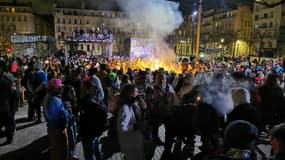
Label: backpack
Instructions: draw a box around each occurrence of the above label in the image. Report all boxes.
[79,96,107,139]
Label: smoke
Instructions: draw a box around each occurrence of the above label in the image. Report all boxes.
[115,0,183,60]
[192,72,252,116]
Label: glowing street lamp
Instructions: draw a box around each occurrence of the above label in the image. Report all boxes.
[194,0,202,74]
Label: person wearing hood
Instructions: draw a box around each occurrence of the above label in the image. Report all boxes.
[43,78,71,160]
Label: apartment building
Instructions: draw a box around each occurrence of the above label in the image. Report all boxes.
[253,0,285,57]
[0,2,54,56]
[200,5,253,57]
[53,7,138,56]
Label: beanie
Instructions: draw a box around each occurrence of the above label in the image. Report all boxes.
[223,120,258,149]
[47,78,62,89]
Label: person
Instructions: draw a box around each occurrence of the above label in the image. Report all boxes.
[0,65,18,144]
[96,63,110,106]
[269,123,285,160]
[88,67,104,101]
[43,78,70,160]
[30,62,48,123]
[228,88,262,131]
[192,120,259,160]
[148,71,175,145]
[258,73,285,129]
[116,84,145,160]
[78,80,107,160]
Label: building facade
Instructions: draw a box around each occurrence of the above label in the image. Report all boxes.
[0,2,54,56]
[277,3,285,57]
[200,5,253,57]
[53,7,139,57]
[171,5,254,59]
[253,0,285,57]
[172,15,195,58]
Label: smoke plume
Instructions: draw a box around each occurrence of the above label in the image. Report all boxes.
[192,72,252,116]
[115,0,183,60]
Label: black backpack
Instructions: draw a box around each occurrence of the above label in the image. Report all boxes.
[79,97,107,139]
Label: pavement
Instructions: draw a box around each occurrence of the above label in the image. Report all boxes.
[0,105,273,160]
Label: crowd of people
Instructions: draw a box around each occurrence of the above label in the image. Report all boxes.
[0,53,285,160]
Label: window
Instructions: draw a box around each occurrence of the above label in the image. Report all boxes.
[269,22,273,28]
[57,18,60,23]
[69,19,71,24]
[74,19,77,24]
[18,16,21,21]
[62,19,65,23]
[81,44,83,50]
[24,16,27,21]
[268,41,272,48]
[87,44,90,51]
[0,16,3,21]
[7,16,9,21]
[12,16,15,21]
[262,22,267,28]
[57,26,61,32]
[264,13,268,18]
[269,12,274,18]
[254,15,259,20]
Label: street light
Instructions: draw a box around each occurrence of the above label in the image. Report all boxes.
[194,0,202,74]
[221,38,224,58]
[191,11,198,56]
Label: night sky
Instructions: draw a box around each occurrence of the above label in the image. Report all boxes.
[1,0,253,15]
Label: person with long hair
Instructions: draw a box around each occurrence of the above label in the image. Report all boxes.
[116,84,145,160]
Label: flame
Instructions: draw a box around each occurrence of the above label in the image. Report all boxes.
[108,57,182,73]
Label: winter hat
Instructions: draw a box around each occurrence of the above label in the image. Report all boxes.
[47,78,62,89]
[223,120,258,149]
[269,123,285,145]
[231,88,250,108]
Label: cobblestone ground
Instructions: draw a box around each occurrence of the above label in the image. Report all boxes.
[0,106,272,160]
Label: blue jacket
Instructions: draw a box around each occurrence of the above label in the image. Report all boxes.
[43,94,70,129]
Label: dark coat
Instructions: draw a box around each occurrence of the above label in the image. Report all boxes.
[227,103,262,131]
[258,85,285,126]
[78,95,107,140]
[0,77,13,114]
